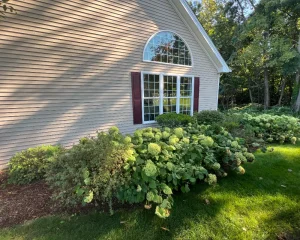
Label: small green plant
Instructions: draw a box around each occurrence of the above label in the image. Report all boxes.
[195,110,225,125]
[8,145,64,185]
[155,113,194,128]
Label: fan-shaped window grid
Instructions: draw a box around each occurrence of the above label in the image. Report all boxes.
[142,73,193,123]
[144,32,192,66]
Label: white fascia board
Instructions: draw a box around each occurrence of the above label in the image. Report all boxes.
[172,0,232,73]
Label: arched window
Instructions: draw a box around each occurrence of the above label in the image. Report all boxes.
[143,31,192,66]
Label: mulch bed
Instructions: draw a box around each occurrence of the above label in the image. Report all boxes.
[0,170,137,229]
[0,170,61,228]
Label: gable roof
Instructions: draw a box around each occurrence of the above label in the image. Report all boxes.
[169,0,231,73]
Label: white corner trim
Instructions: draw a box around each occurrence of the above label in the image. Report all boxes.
[216,73,221,109]
[173,0,231,73]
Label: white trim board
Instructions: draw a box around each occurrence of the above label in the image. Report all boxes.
[169,0,231,73]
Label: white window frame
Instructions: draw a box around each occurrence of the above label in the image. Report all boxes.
[141,71,194,124]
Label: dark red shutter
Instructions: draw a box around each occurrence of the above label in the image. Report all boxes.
[131,72,143,124]
[194,77,200,113]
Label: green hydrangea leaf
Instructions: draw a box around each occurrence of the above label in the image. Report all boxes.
[190,177,196,183]
[149,181,156,189]
[161,183,172,195]
[153,194,163,204]
[83,191,94,203]
[155,206,170,219]
[185,184,190,192]
[84,178,91,185]
[83,169,89,179]
[75,187,85,197]
[146,191,155,201]
[166,162,174,171]
[161,199,171,209]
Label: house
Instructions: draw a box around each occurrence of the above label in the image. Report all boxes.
[0,0,230,169]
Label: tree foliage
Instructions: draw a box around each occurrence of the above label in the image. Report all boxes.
[189,0,300,111]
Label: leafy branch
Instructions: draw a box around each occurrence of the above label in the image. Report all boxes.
[0,0,17,17]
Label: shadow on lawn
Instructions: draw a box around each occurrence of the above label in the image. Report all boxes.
[2,184,226,240]
[6,176,296,240]
[266,206,300,240]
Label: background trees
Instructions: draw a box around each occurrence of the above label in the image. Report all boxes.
[189,0,300,111]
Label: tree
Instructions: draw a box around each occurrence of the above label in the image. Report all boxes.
[259,0,300,111]
[190,0,300,110]
[294,35,300,112]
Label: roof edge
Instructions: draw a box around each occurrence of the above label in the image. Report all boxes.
[176,0,231,73]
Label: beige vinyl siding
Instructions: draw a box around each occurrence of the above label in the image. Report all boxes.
[0,0,219,169]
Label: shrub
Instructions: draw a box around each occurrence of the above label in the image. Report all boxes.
[226,104,300,118]
[195,110,225,125]
[222,113,243,132]
[241,113,300,144]
[8,145,64,185]
[117,125,254,218]
[184,123,254,172]
[45,125,255,219]
[226,103,264,114]
[46,127,134,212]
[155,113,194,128]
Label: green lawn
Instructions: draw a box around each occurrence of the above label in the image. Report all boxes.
[1,144,299,240]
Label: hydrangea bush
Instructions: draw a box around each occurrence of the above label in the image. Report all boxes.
[241,114,300,144]
[9,111,299,219]
[7,123,254,219]
[117,126,254,218]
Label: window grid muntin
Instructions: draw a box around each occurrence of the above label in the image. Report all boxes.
[163,75,178,114]
[144,31,192,66]
[143,73,160,122]
[179,76,193,115]
[163,98,177,114]
[179,98,192,115]
[163,75,177,98]
[142,73,194,123]
[180,77,192,97]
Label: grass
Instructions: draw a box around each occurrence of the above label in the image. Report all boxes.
[0,144,299,240]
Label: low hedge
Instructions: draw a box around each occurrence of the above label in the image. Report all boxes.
[195,110,225,125]
[155,113,194,128]
[8,145,64,185]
